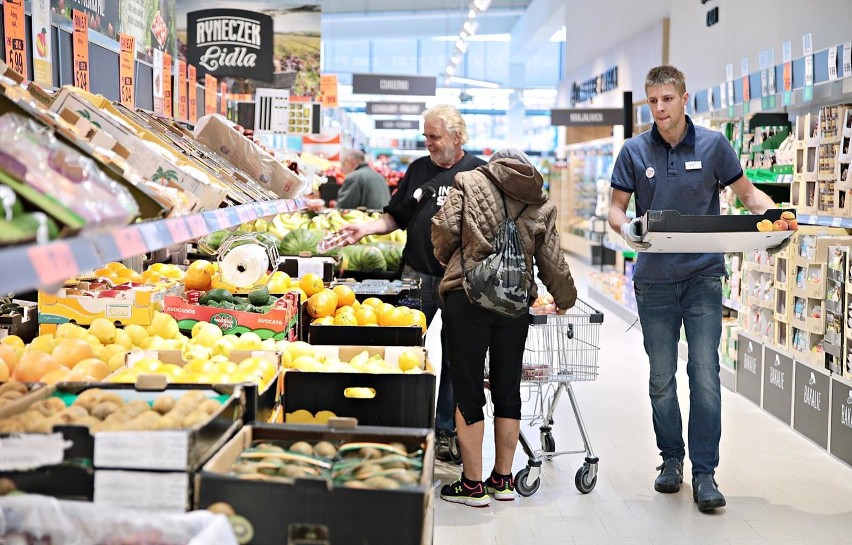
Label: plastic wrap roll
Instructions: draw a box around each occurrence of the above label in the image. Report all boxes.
[220,244,269,288]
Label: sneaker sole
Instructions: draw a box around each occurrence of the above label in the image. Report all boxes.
[694,495,726,512]
[486,487,515,501]
[440,494,491,507]
[654,481,682,493]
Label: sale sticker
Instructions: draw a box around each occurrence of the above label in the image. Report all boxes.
[3,0,27,80]
[178,60,188,121]
[72,10,90,91]
[119,34,136,107]
[163,52,173,118]
[28,242,78,285]
[188,64,197,122]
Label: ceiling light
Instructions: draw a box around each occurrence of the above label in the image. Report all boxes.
[473,0,492,11]
[463,21,478,36]
[549,26,566,42]
[445,65,456,76]
[448,76,499,89]
[455,40,469,53]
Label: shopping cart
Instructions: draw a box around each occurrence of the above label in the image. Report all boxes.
[484,298,604,496]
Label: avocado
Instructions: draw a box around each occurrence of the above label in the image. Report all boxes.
[248,286,270,306]
[201,288,235,305]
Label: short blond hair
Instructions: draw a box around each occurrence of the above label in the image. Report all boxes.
[645,65,687,96]
[423,104,469,145]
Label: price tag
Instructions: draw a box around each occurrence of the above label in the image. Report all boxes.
[3,0,27,79]
[178,60,188,121]
[204,74,217,115]
[27,242,78,285]
[319,74,339,108]
[220,81,228,116]
[804,54,814,87]
[31,0,52,86]
[783,41,792,63]
[95,431,190,471]
[760,70,768,98]
[166,218,191,242]
[138,222,165,249]
[803,32,813,56]
[163,52,173,118]
[741,57,749,78]
[236,206,253,223]
[726,63,734,82]
[828,46,839,81]
[0,433,69,471]
[742,77,750,102]
[188,64,197,123]
[844,43,852,78]
[119,34,135,107]
[72,10,90,91]
[783,62,793,92]
[768,66,776,95]
[94,471,189,512]
[186,215,208,238]
[112,227,148,259]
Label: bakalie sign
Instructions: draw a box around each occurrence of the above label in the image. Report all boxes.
[187,9,273,81]
[571,66,618,106]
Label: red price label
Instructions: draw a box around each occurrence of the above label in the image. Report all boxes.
[186,215,208,238]
[112,227,148,258]
[166,219,191,242]
[27,242,78,285]
[214,209,230,228]
[3,0,27,80]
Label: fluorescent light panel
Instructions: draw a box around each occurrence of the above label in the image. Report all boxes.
[448,76,500,89]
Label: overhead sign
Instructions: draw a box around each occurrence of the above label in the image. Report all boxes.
[551,108,625,126]
[375,120,419,130]
[570,66,618,105]
[187,9,274,82]
[366,102,426,115]
[353,74,436,96]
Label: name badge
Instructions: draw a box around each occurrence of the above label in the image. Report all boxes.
[685,161,702,170]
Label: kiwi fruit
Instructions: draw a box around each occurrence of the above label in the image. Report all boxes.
[313,441,337,458]
[152,395,176,415]
[0,382,27,394]
[90,401,120,420]
[289,441,313,456]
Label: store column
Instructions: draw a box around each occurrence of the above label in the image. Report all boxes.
[505,63,526,150]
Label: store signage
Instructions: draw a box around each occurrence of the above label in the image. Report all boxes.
[375,120,419,130]
[72,10,90,91]
[32,0,52,86]
[352,74,436,96]
[736,335,762,405]
[319,74,339,108]
[188,64,197,122]
[187,9,274,81]
[163,52,172,118]
[829,379,852,466]
[550,108,624,126]
[366,102,426,115]
[3,0,26,79]
[569,66,618,106]
[762,348,793,425]
[793,361,829,449]
[52,0,119,41]
[119,34,135,108]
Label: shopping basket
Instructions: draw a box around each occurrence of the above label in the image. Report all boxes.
[484,297,604,496]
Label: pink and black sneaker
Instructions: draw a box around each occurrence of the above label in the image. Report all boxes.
[440,476,491,507]
[485,472,516,501]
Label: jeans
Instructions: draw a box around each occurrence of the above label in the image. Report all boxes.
[634,276,722,476]
[402,267,455,432]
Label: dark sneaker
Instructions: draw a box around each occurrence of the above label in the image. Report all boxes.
[485,473,515,501]
[440,477,491,507]
[654,458,684,493]
[435,431,451,462]
[692,474,726,512]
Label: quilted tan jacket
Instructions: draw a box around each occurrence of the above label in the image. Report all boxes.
[431,159,577,310]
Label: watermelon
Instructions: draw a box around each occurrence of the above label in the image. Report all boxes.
[379,244,403,272]
[346,245,387,271]
[278,228,324,256]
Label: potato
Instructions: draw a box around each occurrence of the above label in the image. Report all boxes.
[124,399,150,417]
[198,398,222,415]
[0,390,24,401]
[91,401,121,421]
[182,410,210,428]
[362,476,400,489]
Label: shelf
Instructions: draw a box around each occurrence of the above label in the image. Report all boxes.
[722,297,742,311]
[796,215,852,228]
[0,198,305,295]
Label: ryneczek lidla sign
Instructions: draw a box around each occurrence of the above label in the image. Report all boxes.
[187,9,274,81]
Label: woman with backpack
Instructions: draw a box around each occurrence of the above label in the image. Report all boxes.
[432,148,578,507]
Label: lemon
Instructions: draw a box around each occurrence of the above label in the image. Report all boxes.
[114,329,133,350]
[234,332,262,351]
[55,323,85,339]
[397,350,422,372]
[124,324,149,347]
[192,322,223,348]
[88,318,117,345]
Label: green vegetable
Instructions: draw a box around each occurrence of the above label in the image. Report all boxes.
[200,288,235,305]
[248,286,270,306]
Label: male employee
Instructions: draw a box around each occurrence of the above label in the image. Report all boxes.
[335,150,391,210]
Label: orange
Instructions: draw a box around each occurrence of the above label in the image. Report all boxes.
[139,270,163,284]
[375,303,395,318]
[354,306,378,326]
[0,344,21,374]
[333,313,358,326]
[307,289,339,319]
[40,367,71,384]
[379,306,414,327]
[0,359,8,381]
[362,297,383,308]
[52,338,95,368]
[312,316,334,325]
[411,309,427,334]
[332,285,356,308]
[299,273,325,297]
[188,259,215,275]
[13,351,62,382]
[185,267,214,291]
[335,305,356,317]
[74,358,111,381]
[93,268,119,281]
[105,262,125,272]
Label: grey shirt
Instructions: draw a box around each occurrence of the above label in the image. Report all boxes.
[611,116,743,283]
[335,164,391,210]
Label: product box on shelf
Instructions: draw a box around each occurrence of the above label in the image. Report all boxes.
[37,284,169,329]
[278,256,336,283]
[165,292,298,341]
[0,299,37,342]
[195,423,435,545]
[284,345,435,428]
[330,278,422,308]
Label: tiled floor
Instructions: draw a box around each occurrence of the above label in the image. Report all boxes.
[432,255,852,544]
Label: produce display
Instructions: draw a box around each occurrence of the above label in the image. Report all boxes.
[305,286,427,333]
[756,210,798,232]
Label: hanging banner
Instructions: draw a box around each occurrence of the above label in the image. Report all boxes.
[153,48,164,114]
[302,129,341,162]
[186,9,274,81]
[204,74,217,115]
[51,0,119,41]
[178,60,188,121]
[3,0,27,79]
[118,0,176,55]
[72,10,90,91]
[220,81,227,115]
[319,74,338,108]
[163,52,173,118]
[119,34,136,107]
[31,0,52,86]
[188,64,197,122]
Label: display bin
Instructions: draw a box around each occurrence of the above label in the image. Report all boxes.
[278,256,337,283]
[195,423,435,545]
[792,262,827,299]
[329,278,422,308]
[791,298,825,334]
[0,462,94,501]
[38,285,169,328]
[284,346,435,428]
[164,293,299,341]
[299,302,424,346]
[0,300,37,342]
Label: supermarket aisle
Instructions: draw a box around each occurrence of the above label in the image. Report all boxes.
[432,254,852,545]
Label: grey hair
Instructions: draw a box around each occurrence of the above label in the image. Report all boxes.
[489,148,532,165]
[423,104,469,145]
[342,149,365,164]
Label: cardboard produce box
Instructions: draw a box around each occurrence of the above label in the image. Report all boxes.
[38,284,168,328]
[279,256,336,283]
[196,423,434,545]
[164,294,298,341]
[284,346,435,428]
[299,302,423,345]
[0,299,37,342]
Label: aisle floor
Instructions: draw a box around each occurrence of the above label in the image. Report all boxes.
[432,255,852,545]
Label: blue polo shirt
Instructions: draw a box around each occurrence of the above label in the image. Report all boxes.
[611,115,743,283]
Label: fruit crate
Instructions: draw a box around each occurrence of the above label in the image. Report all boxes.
[164,292,299,341]
[329,278,422,308]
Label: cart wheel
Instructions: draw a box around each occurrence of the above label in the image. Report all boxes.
[448,435,463,465]
[574,464,597,494]
[514,467,540,497]
[540,432,556,458]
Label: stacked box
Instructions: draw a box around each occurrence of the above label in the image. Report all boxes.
[740,250,775,344]
[773,251,795,350]
[792,113,819,214]
[824,246,847,374]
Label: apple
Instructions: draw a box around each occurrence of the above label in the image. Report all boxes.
[781,211,796,221]
[788,219,799,230]
[772,220,789,231]
[756,219,773,232]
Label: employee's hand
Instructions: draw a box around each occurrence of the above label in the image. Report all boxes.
[620,218,650,251]
[336,223,368,246]
[767,235,792,256]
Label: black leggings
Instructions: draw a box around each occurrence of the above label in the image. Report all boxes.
[443,290,530,424]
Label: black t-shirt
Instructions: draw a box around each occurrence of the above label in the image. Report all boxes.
[384,152,485,276]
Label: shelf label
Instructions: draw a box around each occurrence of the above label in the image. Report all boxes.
[138,222,166,248]
[214,208,230,228]
[768,65,776,95]
[119,34,135,107]
[760,70,768,98]
[72,10,90,91]
[188,64,197,123]
[726,63,734,82]
[3,0,27,79]
[166,218,191,242]
[95,431,189,471]
[163,52,173,118]
[186,215,208,238]
[204,74,217,116]
[0,433,69,471]
[804,54,814,102]
[236,206,253,223]
[94,471,188,512]
[113,227,148,258]
[740,57,749,77]
[783,41,792,63]
[28,242,78,284]
[828,46,839,81]
[844,43,852,78]
[803,32,813,56]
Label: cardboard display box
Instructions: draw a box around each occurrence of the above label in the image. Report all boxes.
[0,299,37,342]
[38,285,168,328]
[279,256,336,283]
[284,346,435,428]
[164,294,298,341]
[636,209,796,253]
[299,302,423,346]
[196,423,434,545]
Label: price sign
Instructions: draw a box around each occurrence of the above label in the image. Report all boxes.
[178,60,188,121]
[31,0,51,86]
[3,0,27,79]
[844,43,852,78]
[236,206,253,223]
[783,62,793,92]
[188,64,197,123]
[760,70,768,98]
[72,10,90,91]
[742,76,750,102]
[204,74,217,115]
[112,227,148,259]
[805,54,814,87]
[166,219,191,242]
[119,34,136,107]
[186,215,208,238]
[163,53,172,118]
[220,81,228,116]
[319,74,339,108]
[828,46,838,81]
[214,209,230,229]
[138,222,165,249]
[783,41,792,63]
[803,32,813,56]
[27,242,78,285]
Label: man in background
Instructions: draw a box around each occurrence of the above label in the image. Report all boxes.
[334,149,391,210]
